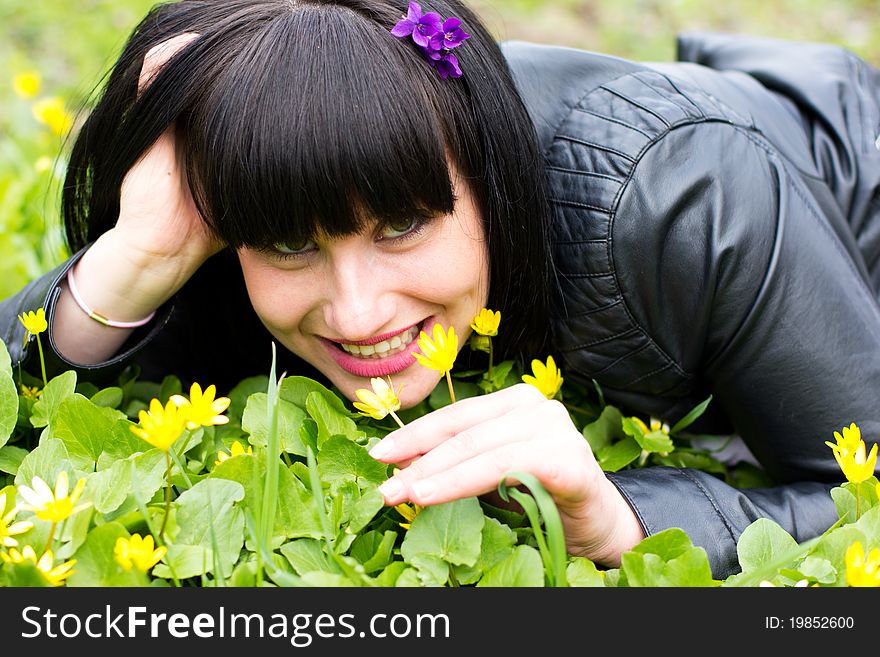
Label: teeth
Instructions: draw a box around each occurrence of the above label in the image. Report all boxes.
[340,325,420,359]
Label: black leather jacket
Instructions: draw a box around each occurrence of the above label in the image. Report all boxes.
[4,33,880,579]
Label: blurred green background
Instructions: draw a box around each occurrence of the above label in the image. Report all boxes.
[2,0,879,301]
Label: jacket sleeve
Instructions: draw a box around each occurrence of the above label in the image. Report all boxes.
[605,119,880,579]
[0,245,175,387]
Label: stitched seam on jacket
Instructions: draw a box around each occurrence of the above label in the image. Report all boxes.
[571,106,653,138]
[561,326,639,352]
[548,197,613,213]
[546,165,624,183]
[589,340,653,378]
[558,271,613,279]
[680,469,737,545]
[598,84,673,128]
[554,134,636,161]
[563,297,623,318]
[639,71,707,119]
[623,361,672,387]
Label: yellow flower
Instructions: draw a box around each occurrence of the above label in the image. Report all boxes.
[522,355,564,399]
[130,398,188,451]
[395,503,422,530]
[470,308,501,337]
[1,492,33,548]
[170,382,231,430]
[215,440,254,466]
[12,71,40,98]
[114,534,166,573]
[17,308,47,335]
[32,97,74,136]
[825,423,862,457]
[829,438,878,484]
[631,417,671,436]
[17,471,88,524]
[845,541,880,587]
[412,323,458,373]
[0,546,75,586]
[353,377,402,420]
[19,385,42,401]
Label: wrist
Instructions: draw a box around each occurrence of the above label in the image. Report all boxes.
[583,477,646,568]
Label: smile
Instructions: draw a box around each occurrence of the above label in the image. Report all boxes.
[322,318,435,378]
[338,325,421,359]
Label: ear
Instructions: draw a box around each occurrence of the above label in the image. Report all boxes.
[138,32,200,95]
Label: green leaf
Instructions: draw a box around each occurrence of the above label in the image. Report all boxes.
[317,435,389,488]
[280,538,338,575]
[30,370,76,428]
[792,556,837,584]
[566,557,606,587]
[67,522,146,587]
[621,545,716,587]
[87,457,131,514]
[452,516,517,585]
[735,518,799,574]
[152,478,245,579]
[211,454,323,541]
[90,386,123,409]
[48,394,137,471]
[307,391,362,447]
[14,437,77,489]
[348,487,386,534]
[581,404,624,453]
[477,545,544,586]
[350,530,397,574]
[0,445,28,475]
[670,395,713,434]
[0,561,52,587]
[227,375,269,423]
[242,392,308,456]
[596,436,641,472]
[0,339,18,448]
[280,376,352,416]
[401,498,484,581]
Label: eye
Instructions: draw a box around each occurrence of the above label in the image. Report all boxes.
[270,237,317,258]
[379,216,421,240]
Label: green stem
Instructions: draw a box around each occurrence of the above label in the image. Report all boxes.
[856,486,861,521]
[389,411,406,429]
[35,334,47,388]
[160,450,172,538]
[445,370,456,404]
[42,521,57,558]
[487,340,494,381]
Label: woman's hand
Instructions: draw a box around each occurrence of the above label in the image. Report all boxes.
[369,383,646,567]
[53,33,223,365]
[109,32,224,293]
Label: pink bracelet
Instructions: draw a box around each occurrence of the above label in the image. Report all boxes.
[65,266,156,328]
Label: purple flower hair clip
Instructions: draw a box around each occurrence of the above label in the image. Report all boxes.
[390,2,471,79]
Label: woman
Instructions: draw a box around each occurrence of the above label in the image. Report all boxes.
[3,0,880,579]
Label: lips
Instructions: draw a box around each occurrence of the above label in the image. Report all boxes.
[322,318,436,378]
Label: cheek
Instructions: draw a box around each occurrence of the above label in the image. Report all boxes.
[238,257,312,333]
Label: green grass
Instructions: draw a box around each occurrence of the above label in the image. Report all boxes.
[2,0,877,301]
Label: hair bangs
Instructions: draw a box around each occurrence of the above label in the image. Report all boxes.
[186,3,460,249]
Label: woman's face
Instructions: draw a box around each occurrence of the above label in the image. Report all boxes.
[236,176,489,408]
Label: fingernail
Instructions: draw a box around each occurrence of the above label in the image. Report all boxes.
[369,438,394,460]
[378,477,403,501]
[411,480,436,501]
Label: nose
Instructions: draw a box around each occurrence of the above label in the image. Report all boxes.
[322,245,396,341]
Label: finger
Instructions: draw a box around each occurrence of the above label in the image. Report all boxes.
[368,383,546,462]
[378,438,593,508]
[392,403,545,484]
[138,32,200,95]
